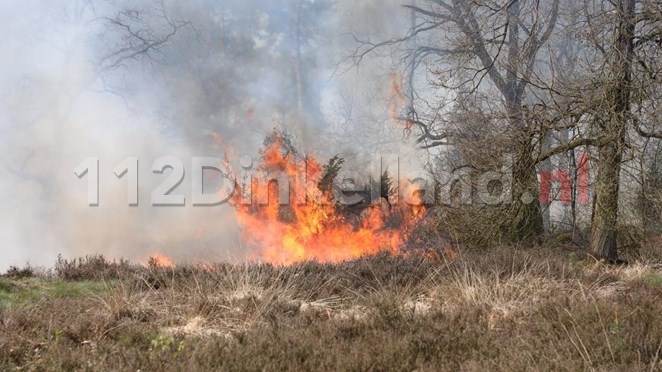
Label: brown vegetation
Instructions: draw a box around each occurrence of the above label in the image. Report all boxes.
[1,245,661,371]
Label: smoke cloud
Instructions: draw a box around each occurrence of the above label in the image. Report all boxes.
[0,0,419,271]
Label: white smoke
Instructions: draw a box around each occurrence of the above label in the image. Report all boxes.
[0,0,417,271]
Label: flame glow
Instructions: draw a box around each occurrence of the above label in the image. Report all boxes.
[231,135,422,265]
[146,254,176,268]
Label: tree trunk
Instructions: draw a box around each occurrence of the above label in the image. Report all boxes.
[500,0,544,242]
[589,0,635,260]
[508,130,544,241]
[590,141,623,260]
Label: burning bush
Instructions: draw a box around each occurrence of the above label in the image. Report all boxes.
[232,130,429,265]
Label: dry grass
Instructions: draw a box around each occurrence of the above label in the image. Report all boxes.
[1,247,661,371]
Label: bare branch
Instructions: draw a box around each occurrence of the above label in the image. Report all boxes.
[453,0,507,93]
[636,122,662,139]
[536,138,597,162]
[99,5,190,72]
[402,5,451,21]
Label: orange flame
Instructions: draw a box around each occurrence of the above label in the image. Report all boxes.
[388,71,406,124]
[145,254,175,268]
[232,134,421,265]
[388,70,419,135]
[213,132,237,161]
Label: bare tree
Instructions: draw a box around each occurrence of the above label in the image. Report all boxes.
[352,0,662,260]
[555,0,662,261]
[352,0,566,241]
[587,0,636,260]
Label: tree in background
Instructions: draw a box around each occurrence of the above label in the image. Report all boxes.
[98,0,333,150]
[262,0,333,127]
[567,0,662,260]
[353,0,567,242]
[351,0,662,261]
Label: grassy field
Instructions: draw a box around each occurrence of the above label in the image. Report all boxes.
[1,247,661,371]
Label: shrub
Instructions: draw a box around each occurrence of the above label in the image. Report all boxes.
[55,254,133,281]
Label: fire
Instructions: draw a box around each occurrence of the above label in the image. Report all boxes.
[213,132,237,161]
[388,70,406,124]
[146,254,175,268]
[388,70,419,136]
[232,134,421,265]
